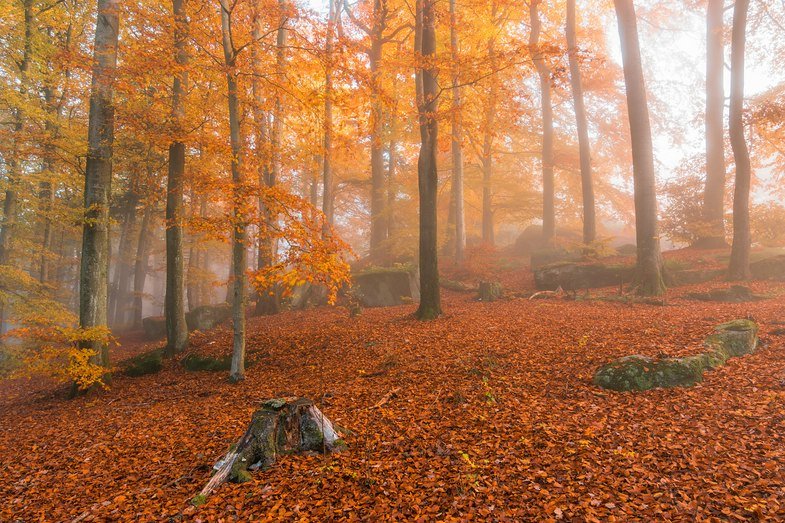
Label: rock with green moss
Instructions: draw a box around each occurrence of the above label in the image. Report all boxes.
[750,255,785,281]
[123,348,164,377]
[186,303,232,331]
[593,320,759,392]
[353,266,420,307]
[181,353,233,372]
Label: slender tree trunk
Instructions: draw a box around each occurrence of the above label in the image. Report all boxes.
[386,137,397,243]
[132,205,153,330]
[529,0,555,243]
[566,0,596,244]
[695,0,727,249]
[415,0,441,321]
[449,0,465,262]
[165,0,190,355]
[110,194,137,327]
[369,1,387,262]
[481,15,497,247]
[728,0,751,280]
[322,0,338,227]
[220,0,247,382]
[613,0,665,296]
[254,0,287,316]
[79,0,120,370]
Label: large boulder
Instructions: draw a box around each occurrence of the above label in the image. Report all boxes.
[353,267,420,307]
[750,255,785,281]
[142,316,167,340]
[593,320,758,392]
[186,303,232,331]
[686,285,765,303]
[670,268,724,286]
[533,262,634,291]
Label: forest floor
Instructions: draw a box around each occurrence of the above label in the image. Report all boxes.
[2,254,785,521]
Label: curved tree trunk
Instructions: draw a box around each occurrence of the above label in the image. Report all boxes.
[566,0,596,244]
[529,0,555,243]
[613,0,665,296]
[80,0,120,370]
[697,0,727,249]
[728,0,751,280]
[165,0,190,355]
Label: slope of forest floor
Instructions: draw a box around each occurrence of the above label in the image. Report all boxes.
[2,274,785,521]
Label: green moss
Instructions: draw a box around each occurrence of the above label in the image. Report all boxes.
[716,319,757,332]
[191,494,206,507]
[182,353,233,372]
[122,348,164,377]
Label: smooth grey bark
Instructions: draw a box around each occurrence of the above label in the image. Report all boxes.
[132,204,153,329]
[728,0,751,280]
[415,0,441,320]
[165,0,190,355]
[79,0,120,369]
[109,193,138,327]
[220,0,247,382]
[613,0,665,296]
[697,0,727,249]
[322,0,339,227]
[566,0,596,244]
[449,0,465,261]
[529,0,555,243]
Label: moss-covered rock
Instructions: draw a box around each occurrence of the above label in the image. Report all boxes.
[142,316,166,340]
[182,353,233,372]
[593,320,758,392]
[186,303,232,331]
[123,348,164,377]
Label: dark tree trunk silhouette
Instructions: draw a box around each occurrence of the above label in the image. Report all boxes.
[529,0,555,243]
[728,0,751,280]
[415,0,441,320]
[697,0,727,249]
[566,0,596,244]
[165,0,189,355]
[79,0,120,369]
[613,0,665,296]
[132,204,153,329]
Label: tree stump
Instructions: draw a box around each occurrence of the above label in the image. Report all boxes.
[195,398,344,503]
[478,281,502,302]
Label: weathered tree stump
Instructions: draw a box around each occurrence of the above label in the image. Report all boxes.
[195,398,344,503]
[478,281,502,302]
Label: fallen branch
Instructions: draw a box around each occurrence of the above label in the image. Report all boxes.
[370,387,401,409]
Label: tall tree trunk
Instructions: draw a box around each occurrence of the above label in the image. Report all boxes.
[415,0,441,321]
[165,0,190,355]
[368,0,387,262]
[728,0,751,280]
[613,0,665,296]
[481,5,498,247]
[110,194,138,327]
[449,0,465,262]
[220,0,247,382]
[529,0,555,243]
[133,206,153,329]
[566,0,596,244]
[79,0,120,370]
[387,137,397,243]
[322,0,338,228]
[696,0,727,249]
[254,0,287,316]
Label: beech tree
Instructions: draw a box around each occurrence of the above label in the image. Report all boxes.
[613,0,666,295]
[697,0,727,249]
[415,0,440,320]
[79,0,120,371]
[728,0,751,280]
[449,0,465,261]
[165,0,189,355]
[565,0,596,244]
